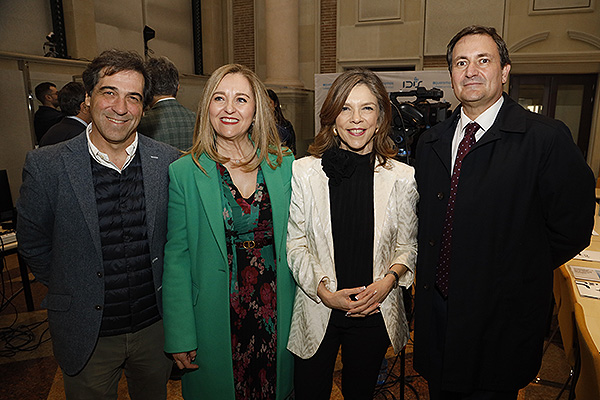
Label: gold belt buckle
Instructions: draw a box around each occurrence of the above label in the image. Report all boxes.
[243,240,256,249]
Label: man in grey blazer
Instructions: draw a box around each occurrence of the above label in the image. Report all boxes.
[17,49,179,399]
[137,56,196,150]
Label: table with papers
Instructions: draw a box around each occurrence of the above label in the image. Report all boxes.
[560,213,600,353]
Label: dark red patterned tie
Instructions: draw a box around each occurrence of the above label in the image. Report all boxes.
[435,122,480,298]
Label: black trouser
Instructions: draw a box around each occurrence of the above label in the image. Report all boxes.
[294,311,390,400]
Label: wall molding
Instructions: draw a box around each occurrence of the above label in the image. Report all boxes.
[509,31,550,53]
[529,0,595,15]
[338,57,421,70]
[510,51,600,64]
[568,30,600,49]
[356,0,403,24]
[0,51,88,67]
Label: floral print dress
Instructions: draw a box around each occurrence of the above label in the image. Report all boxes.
[217,163,278,399]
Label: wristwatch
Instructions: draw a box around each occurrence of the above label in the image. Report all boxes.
[385,270,399,289]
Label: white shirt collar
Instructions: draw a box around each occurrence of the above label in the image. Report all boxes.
[450,96,504,173]
[86,124,138,173]
[66,115,88,127]
[154,97,176,105]
[459,95,504,137]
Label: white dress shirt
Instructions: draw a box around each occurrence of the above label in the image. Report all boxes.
[85,124,138,173]
[451,96,504,173]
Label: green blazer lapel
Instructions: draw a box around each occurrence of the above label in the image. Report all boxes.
[261,156,287,259]
[195,154,228,266]
[62,134,102,259]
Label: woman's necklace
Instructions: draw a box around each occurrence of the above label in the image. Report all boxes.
[227,149,255,165]
[217,139,254,166]
[230,156,244,165]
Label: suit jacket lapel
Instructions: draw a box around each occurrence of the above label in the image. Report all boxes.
[373,164,396,256]
[473,94,525,149]
[62,134,102,258]
[431,111,459,177]
[308,160,335,264]
[195,154,228,265]
[138,136,162,245]
[433,96,517,164]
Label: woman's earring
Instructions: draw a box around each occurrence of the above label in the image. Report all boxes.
[333,127,338,136]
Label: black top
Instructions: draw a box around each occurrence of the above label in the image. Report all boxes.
[39,117,86,147]
[277,120,297,155]
[33,106,63,143]
[324,148,374,290]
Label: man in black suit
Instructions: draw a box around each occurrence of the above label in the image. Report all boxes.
[413,25,596,399]
[18,50,179,399]
[33,81,63,143]
[39,82,90,147]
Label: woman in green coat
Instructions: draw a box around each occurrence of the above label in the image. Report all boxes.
[162,63,295,399]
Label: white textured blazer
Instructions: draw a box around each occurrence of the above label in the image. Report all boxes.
[286,155,418,359]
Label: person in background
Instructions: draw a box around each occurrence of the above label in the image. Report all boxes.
[17,49,179,399]
[413,25,596,400]
[137,56,196,150]
[286,68,418,399]
[267,89,296,154]
[33,81,63,143]
[39,82,90,147]
[162,63,295,399]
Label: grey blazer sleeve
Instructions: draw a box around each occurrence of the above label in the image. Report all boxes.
[16,151,55,285]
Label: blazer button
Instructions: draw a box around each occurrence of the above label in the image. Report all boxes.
[95,305,102,310]
[429,240,435,247]
[424,284,430,290]
[437,192,444,200]
[97,272,103,278]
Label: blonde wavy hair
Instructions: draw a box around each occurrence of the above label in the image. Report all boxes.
[186,64,285,173]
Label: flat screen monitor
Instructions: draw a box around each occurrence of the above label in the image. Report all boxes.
[0,170,15,226]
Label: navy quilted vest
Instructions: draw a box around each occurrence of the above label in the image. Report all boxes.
[91,153,160,336]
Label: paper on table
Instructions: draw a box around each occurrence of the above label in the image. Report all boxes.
[573,250,600,262]
[569,265,600,282]
[575,280,600,299]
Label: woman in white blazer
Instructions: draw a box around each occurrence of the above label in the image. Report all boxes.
[286,69,418,399]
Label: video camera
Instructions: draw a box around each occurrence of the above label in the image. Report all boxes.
[389,87,452,164]
[43,32,58,58]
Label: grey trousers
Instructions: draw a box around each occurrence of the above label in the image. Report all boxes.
[63,320,173,400]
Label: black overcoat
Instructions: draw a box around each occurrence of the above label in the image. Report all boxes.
[413,94,596,392]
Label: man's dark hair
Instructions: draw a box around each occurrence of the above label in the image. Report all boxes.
[58,82,86,116]
[146,57,179,98]
[446,25,511,72]
[82,49,152,108]
[35,82,57,103]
